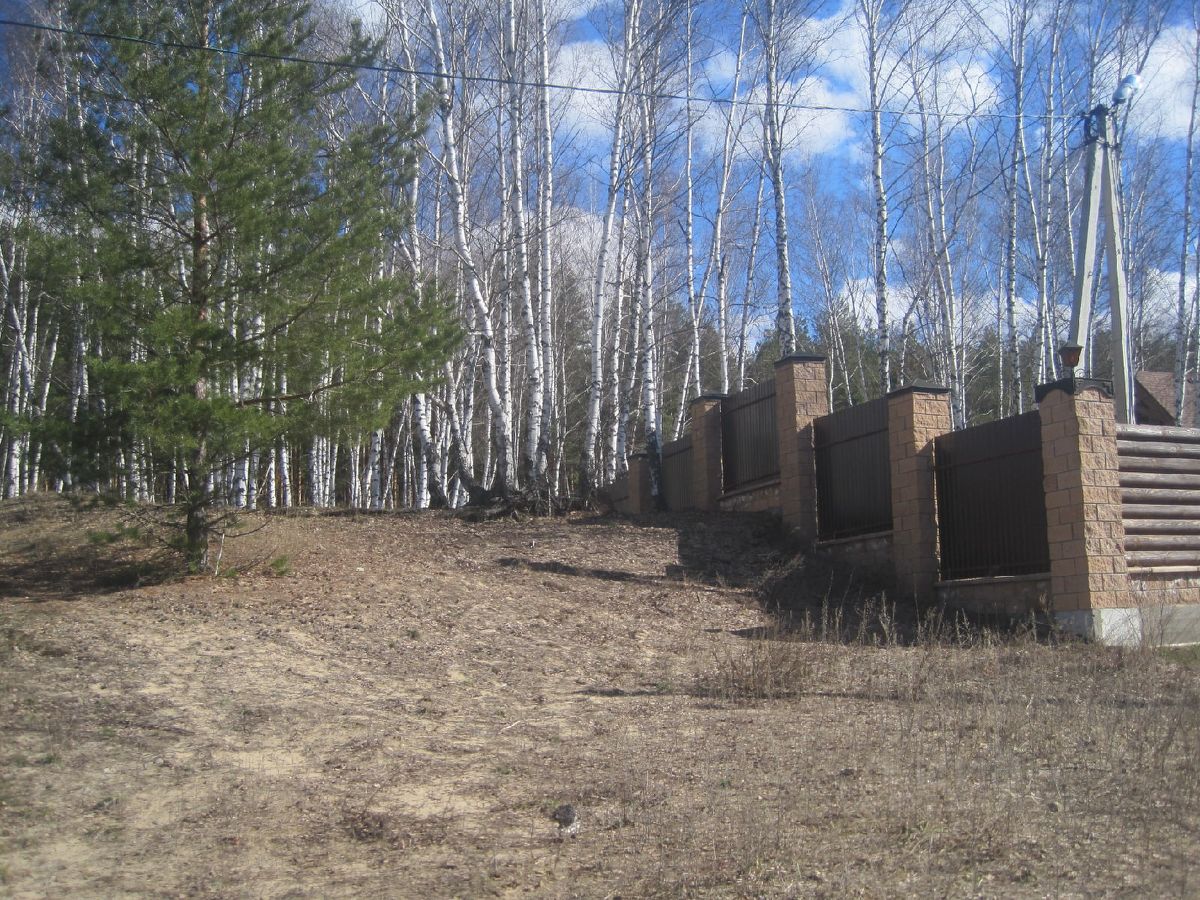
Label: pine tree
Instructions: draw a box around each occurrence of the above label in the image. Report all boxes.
[44,0,457,570]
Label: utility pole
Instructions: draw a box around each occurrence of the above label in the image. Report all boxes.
[1068,75,1140,424]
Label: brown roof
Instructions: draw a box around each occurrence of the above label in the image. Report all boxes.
[1135,371,1198,427]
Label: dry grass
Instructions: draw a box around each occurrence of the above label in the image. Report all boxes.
[1,493,1198,897]
[696,635,813,701]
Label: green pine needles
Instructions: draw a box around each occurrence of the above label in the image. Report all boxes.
[41,0,458,571]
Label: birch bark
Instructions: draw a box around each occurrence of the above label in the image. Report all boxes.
[580,0,640,501]
[423,0,514,496]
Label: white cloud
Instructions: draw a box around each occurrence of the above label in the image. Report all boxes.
[551,39,620,140]
[337,0,387,34]
[893,54,1000,121]
[776,79,860,159]
[819,12,871,102]
[1130,267,1179,335]
[701,47,746,92]
[554,0,599,22]
[1129,25,1196,142]
[965,0,1016,48]
[829,0,1003,120]
[691,77,860,162]
[553,205,605,273]
[554,1,1003,166]
[691,90,755,156]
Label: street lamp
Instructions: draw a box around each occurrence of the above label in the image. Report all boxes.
[1112,73,1142,107]
[1059,343,1082,377]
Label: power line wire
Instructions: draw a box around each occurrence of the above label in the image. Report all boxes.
[0,15,1079,123]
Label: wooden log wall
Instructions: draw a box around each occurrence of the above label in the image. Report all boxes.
[1117,424,1200,572]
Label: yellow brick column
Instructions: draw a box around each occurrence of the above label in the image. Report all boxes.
[888,384,952,605]
[774,354,828,542]
[689,394,725,511]
[1038,381,1133,641]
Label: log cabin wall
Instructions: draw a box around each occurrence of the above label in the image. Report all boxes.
[1117,424,1200,573]
[1118,425,1200,624]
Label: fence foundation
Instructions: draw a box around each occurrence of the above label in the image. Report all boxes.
[1037,379,1133,641]
[689,394,724,511]
[888,384,951,605]
[774,355,828,542]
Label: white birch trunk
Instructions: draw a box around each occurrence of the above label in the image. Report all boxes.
[580,0,639,499]
[737,171,767,391]
[423,0,514,496]
[503,0,544,488]
[860,0,892,391]
[706,13,748,395]
[1178,16,1200,423]
[762,0,795,355]
[605,193,632,484]
[534,0,556,487]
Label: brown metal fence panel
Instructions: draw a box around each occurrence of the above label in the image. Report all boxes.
[935,410,1049,579]
[609,473,630,508]
[814,397,891,539]
[721,380,778,490]
[661,435,694,512]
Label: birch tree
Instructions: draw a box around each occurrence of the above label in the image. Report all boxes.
[579,0,641,502]
[856,0,909,393]
[1177,8,1200,423]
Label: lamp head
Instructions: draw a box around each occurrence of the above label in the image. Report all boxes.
[1112,73,1142,106]
[1059,342,1082,372]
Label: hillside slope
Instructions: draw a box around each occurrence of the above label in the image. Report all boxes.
[1,497,1198,897]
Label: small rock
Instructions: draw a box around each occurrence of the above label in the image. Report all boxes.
[551,803,580,837]
[1048,800,1060,812]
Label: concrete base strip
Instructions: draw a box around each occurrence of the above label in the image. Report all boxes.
[1055,605,1200,647]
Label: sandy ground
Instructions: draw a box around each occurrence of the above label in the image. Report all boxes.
[1,495,1198,898]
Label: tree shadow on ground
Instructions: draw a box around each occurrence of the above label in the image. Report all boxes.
[570,509,790,590]
[0,495,177,602]
[498,557,645,584]
[0,548,176,602]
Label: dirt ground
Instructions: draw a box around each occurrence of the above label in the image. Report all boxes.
[2,495,1199,898]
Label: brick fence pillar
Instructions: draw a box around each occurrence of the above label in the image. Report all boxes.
[1037,380,1134,642]
[689,394,725,511]
[888,384,952,605]
[774,354,829,542]
[625,452,653,515]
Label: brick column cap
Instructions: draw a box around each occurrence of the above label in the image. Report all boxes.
[774,353,827,368]
[1033,376,1114,405]
[689,392,727,405]
[629,451,648,460]
[887,382,951,398]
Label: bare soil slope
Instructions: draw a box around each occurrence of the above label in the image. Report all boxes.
[1,495,1198,898]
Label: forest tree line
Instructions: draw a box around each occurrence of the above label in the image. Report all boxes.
[0,0,1196,534]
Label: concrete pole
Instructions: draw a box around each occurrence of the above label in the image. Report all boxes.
[1101,127,1134,424]
[1068,107,1106,361]
[1068,105,1133,424]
